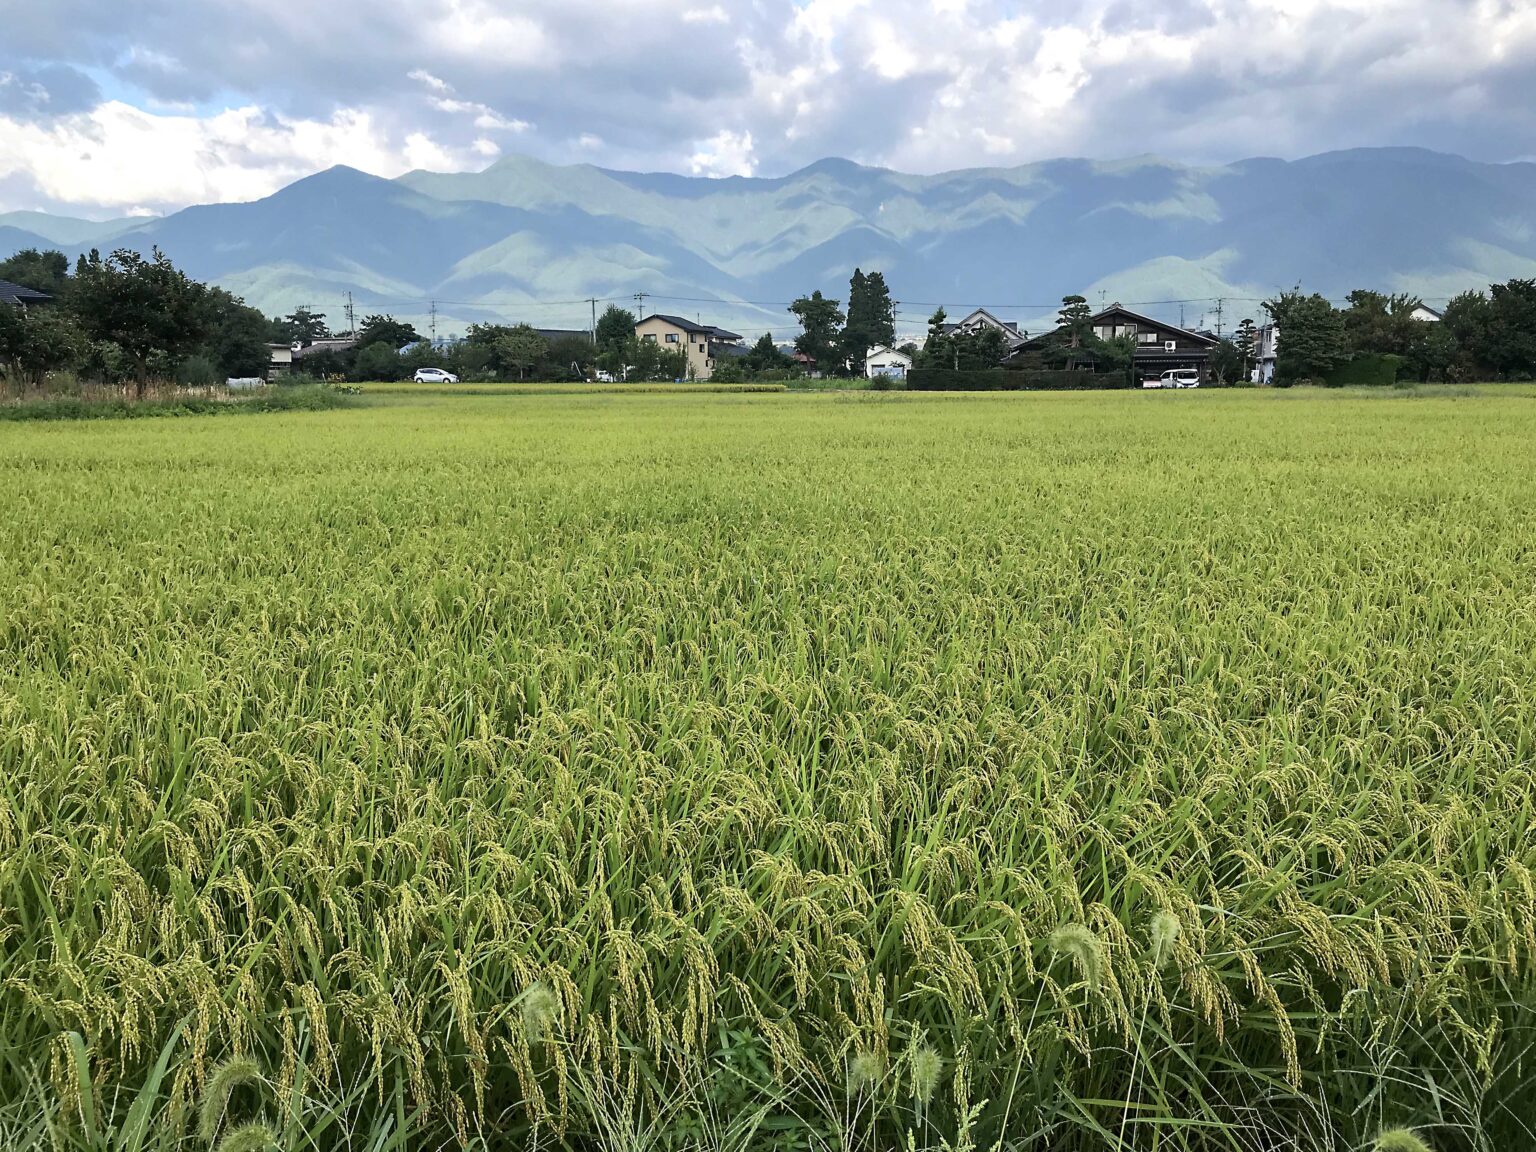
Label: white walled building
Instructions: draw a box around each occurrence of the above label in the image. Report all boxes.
[865,345,913,380]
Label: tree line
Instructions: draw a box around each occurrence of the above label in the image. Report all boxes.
[8,242,1536,392]
[0,247,278,398]
[1258,282,1536,385]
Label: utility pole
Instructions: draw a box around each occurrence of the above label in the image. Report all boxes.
[589,297,598,345]
[430,300,438,343]
[1179,303,1186,330]
[633,292,648,320]
[1214,298,1225,338]
[344,291,356,337]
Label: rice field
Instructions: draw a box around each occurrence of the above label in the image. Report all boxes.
[0,388,1533,1152]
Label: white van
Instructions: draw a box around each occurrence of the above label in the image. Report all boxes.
[1143,369,1201,389]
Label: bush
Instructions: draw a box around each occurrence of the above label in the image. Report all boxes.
[0,385,358,421]
[175,354,220,388]
[908,368,1127,391]
[1326,354,1405,387]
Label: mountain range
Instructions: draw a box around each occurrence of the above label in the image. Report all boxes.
[4,147,1535,338]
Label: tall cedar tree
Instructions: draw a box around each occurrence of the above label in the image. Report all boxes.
[841,269,896,375]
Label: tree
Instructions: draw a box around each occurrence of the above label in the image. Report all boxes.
[708,356,749,383]
[788,291,845,375]
[840,269,897,376]
[200,288,272,379]
[1404,321,1458,383]
[624,335,689,381]
[1053,295,1095,369]
[352,342,405,382]
[543,335,593,381]
[1342,290,1422,358]
[0,304,83,390]
[276,307,330,347]
[1482,279,1536,378]
[357,314,421,350]
[1096,333,1139,385]
[497,324,549,380]
[1262,289,1346,385]
[1234,318,1257,381]
[71,248,209,398]
[743,332,788,375]
[1208,338,1246,386]
[595,305,636,365]
[0,249,70,297]
[1057,295,1094,345]
[1441,290,1490,377]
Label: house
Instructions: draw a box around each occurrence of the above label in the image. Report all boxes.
[267,343,294,379]
[1007,303,1219,381]
[942,308,1029,352]
[1411,304,1443,323]
[633,314,744,380]
[865,345,913,380]
[1089,305,1219,380]
[1251,323,1279,385]
[533,328,594,345]
[0,280,50,308]
[293,337,360,361]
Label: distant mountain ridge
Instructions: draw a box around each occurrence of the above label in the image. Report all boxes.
[5,147,1535,337]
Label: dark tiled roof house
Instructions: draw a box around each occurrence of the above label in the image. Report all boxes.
[0,280,51,308]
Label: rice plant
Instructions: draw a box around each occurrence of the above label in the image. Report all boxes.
[0,388,1533,1151]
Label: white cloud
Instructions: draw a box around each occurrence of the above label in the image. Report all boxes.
[688,129,755,178]
[3,0,1536,214]
[0,101,485,212]
[408,69,452,93]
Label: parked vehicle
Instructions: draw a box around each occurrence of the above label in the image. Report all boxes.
[414,368,459,384]
[1143,369,1201,389]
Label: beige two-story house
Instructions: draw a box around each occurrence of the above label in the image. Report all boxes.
[634,314,744,380]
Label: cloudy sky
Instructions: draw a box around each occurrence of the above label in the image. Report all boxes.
[2,0,1533,218]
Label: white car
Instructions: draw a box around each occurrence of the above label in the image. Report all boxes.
[413,368,459,384]
[1142,368,1201,389]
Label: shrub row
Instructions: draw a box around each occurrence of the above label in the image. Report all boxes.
[907,368,1128,391]
[0,385,358,422]
[1325,354,1406,387]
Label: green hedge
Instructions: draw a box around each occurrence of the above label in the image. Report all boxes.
[0,386,358,422]
[908,368,1127,391]
[1326,354,1405,387]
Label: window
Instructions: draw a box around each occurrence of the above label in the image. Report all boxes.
[1139,332,1160,345]
[1093,326,1109,340]
[644,334,657,343]
[665,333,679,343]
